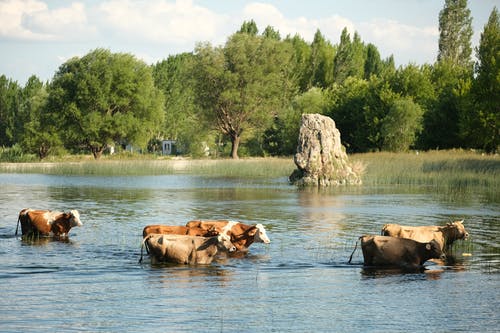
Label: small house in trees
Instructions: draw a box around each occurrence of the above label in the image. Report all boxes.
[161,140,176,155]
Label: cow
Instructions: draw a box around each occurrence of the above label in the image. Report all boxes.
[139,233,237,265]
[142,225,219,238]
[185,220,271,252]
[349,235,445,270]
[16,208,82,237]
[381,220,469,251]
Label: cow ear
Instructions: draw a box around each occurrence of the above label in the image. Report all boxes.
[426,243,431,250]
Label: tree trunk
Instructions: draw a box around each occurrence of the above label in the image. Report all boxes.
[91,145,104,159]
[230,135,240,159]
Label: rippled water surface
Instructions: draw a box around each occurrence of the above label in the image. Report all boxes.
[0,174,498,332]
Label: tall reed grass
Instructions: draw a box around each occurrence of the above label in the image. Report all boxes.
[0,151,498,193]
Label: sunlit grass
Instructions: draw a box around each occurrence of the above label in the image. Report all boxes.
[0,151,498,194]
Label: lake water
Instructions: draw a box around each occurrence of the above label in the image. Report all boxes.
[0,173,498,332]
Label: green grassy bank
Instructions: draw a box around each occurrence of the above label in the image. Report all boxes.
[0,150,498,191]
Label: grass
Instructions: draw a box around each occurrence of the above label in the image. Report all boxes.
[0,150,498,192]
[351,150,499,189]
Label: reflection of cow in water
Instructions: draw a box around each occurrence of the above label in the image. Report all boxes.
[381,220,469,251]
[350,235,445,270]
[16,208,83,237]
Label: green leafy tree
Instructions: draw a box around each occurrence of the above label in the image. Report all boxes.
[421,60,472,149]
[0,75,21,147]
[18,76,62,159]
[193,33,295,158]
[438,0,473,68]
[284,34,312,93]
[333,29,365,84]
[239,20,258,35]
[381,97,424,152]
[308,29,336,88]
[364,43,383,79]
[153,53,209,155]
[47,49,164,158]
[465,7,500,152]
[262,25,281,40]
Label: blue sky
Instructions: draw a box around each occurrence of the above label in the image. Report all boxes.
[1,0,497,85]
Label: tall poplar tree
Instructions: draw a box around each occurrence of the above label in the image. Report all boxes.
[437,0,473,67]
[466,7,500,152]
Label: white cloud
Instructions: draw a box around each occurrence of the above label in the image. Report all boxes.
[0,0,48,40]
[96,0,228,45]
[0,0,96,41]
[359,18,439,63]
[241,2,354,42]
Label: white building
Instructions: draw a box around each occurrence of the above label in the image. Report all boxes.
[161,140,176,155]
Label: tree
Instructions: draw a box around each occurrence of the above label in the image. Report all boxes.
[0,75,21,147]
[284,34,312,93]
[193,33,295,159]
[239,20,258,35]
[364,43,383,79]
[308,29,336,88]
[18,76,62,159]
[47,49,164,158]
[333,28,365,84]
[262,25,281,40]
[466,7,500,152]
[420,59,472,149]
[381,97,424,152]
[438,0,473,68]
[153,53,209,155]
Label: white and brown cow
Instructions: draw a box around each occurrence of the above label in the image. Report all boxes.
[16,208,83,237]
[142,225,219,238]
[185,220,270,252]
[139,234,237,265]
[352,235,445,270]
[381,220,469,251]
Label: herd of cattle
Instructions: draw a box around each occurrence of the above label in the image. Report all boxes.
[15,208,469,270]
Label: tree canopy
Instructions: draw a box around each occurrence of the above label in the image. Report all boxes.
[48,49,164,158]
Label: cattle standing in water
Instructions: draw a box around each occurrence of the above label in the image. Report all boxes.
[381,220,469,251]
[16,208,82,237]
[142,225,219,238]
[353,235,445,270]
[140,234,237,264]
[185,220,270,252]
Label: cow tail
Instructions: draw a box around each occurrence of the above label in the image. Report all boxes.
[15,215,20,236]
[348,238,360,264]
[139,235,152,263]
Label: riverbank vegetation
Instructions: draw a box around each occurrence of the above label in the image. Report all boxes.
[0,2,498,160]
[0,151,497,193]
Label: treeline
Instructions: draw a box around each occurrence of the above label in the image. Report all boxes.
[0,1,498,160]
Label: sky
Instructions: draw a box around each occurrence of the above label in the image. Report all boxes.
[1,0,498,85]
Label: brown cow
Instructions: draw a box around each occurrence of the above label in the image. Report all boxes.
[16,208,82,237]
[185,220,270,252]
[353,235,445,270]
[139,234,237,264]
[142,225,219,238]
[381,220,468,251]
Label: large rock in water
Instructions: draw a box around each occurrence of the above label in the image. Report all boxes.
[290,114,362,186]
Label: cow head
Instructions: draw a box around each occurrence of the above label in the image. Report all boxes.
[249,224,271,244]
[217,234,237,252]
[68,210,83,228]
[426,240,446,260]
[447,220,468,240]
